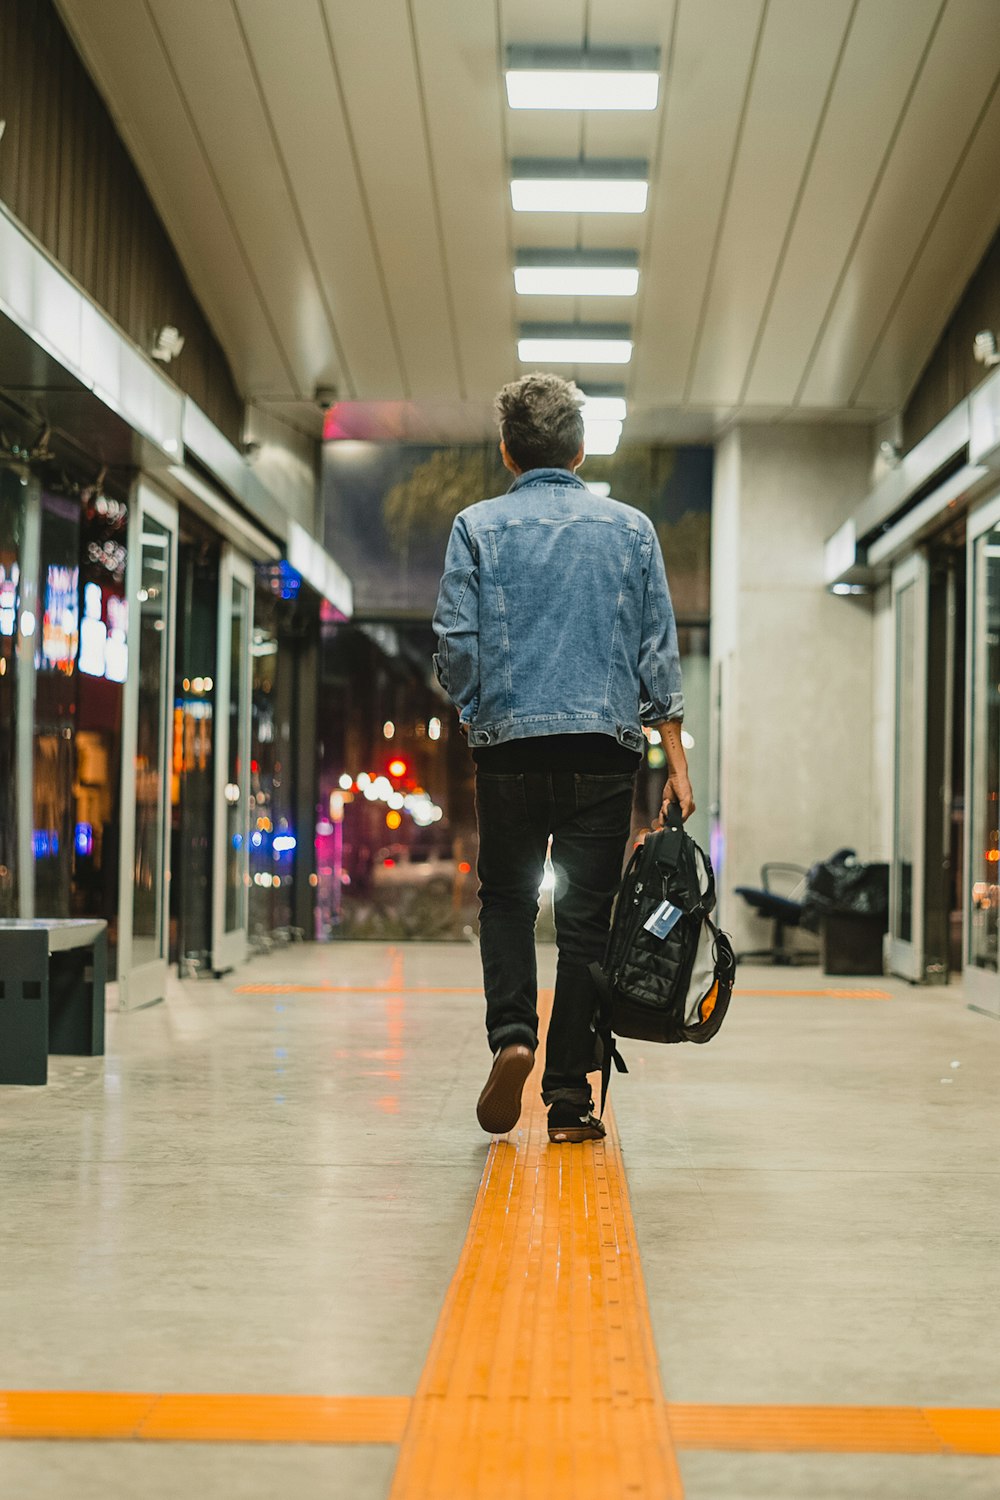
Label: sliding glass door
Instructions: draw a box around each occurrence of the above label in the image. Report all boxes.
[117,487,177,1009]
[965,499,1000,1017]
[889,554,929,981]
[212,547,253,973]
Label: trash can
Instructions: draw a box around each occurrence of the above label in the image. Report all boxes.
[802,853,889,977]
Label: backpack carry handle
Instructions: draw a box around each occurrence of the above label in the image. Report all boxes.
[652,798,685,873]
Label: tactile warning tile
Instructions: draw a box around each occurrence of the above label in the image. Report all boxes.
[666,1403,1000,1456]
[3,1393,1000,1458]
[0,1392,408,1444]
[387,996,684,1500]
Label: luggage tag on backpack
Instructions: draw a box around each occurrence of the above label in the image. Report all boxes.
[643,899,683,939]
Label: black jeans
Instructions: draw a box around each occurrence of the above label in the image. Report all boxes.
[475,770,635,1106]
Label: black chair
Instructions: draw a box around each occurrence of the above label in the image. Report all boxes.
[734,864,817,966]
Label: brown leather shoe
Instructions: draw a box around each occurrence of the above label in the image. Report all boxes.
[476,1044,534,1135]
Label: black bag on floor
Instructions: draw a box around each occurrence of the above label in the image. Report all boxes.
[590,802,736,1110]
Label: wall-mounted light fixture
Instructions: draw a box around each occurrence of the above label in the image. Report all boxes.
[151,325,185,363]
[514,249,639,298]
[973,331,1000,368]
[505,46,660,111]
[510,159,648,215]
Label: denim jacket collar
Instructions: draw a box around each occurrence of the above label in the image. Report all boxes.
[508,467,585,492]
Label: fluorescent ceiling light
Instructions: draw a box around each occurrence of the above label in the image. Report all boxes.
[515,266,639,296]
[511,178,647,214]
[506,70,659,111]
[519,324,632,365]
[581,395,627,421]
[583,419,623,455]
[518,338,632,364]
[510,159,648,216]
[505,46,660,111]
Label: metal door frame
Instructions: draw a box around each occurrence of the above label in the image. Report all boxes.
[888,551,929,982]
[964,493,1000,1018]
[117,484,178,1010]
[211,545,254,973]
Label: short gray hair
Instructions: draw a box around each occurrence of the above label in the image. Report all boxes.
[494,373,585,471]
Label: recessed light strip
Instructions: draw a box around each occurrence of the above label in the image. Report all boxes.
[510,159,649,215]
[505,46,660,111]
[583,419,623,455]
[518,325,633,365]
[514,250,639,298]
[511,180,648,214]
[581,395,627,422]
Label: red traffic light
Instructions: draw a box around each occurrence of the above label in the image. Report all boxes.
[388,757,408,778]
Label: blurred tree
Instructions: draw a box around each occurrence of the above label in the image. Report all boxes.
[382,443,708,616]
[384,447,507,557]
[656,511,711,619]
[581,446,677,518]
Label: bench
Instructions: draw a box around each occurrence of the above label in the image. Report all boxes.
[0,919,107,1085]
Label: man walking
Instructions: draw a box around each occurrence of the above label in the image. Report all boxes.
[432,373,694,1144]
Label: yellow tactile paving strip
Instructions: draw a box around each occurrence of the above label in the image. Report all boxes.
[235,983,892,999]
[667,1404,1000,1455]
[12,976,999,1480]
[386,993,685,1499]
[0,1392,409,1443]
[3,1393,1000,1457]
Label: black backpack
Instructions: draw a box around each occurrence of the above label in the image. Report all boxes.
[590,802,737,1109]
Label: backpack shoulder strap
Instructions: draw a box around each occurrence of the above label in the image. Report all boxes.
[589,961,628,1117]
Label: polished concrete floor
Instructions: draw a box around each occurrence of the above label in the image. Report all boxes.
[1,941,998,1497]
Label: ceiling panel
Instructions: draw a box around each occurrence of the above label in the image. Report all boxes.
[630,0,765,405]
[800,0,1000,406]
[51,0,1000,441]
[742,0,943,407]
[234,0,402,399]
[685,0,855,406]
[854,72,1000,408]
[56,0,292,393]
[322,0,460,399]
[410,0,515,399]
[588,0,671,43]
[498,0,587,48]
[148,0,342,399]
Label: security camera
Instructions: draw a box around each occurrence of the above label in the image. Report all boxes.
[879,439,901,466]
[973,331,1000,368]
[314,384,339,409]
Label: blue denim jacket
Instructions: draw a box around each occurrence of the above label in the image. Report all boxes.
[432,468,683,751]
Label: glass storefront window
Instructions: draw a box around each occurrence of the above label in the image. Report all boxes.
[0,468,25,916]
[33,492,80,918]
[893,580,917,946]
[249,580,293,945]
[73,490,128,952]
[968,523,1000,976]
[224,574,250,935]
[171,537,219,972]
[131,516,171,967]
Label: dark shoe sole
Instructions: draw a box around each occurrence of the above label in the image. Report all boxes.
[547,1120,606,1144]
[476,1044,534,1135]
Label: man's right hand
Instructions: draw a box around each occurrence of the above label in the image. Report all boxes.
[660,773,696,823]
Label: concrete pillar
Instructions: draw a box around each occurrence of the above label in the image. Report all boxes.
[710,423,875,951]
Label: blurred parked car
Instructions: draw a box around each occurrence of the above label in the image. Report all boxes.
[372,844,473,895]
